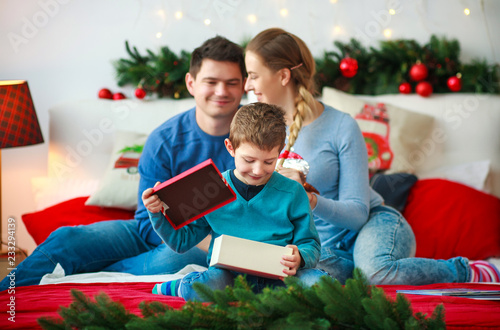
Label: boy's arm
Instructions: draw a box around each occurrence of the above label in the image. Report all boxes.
[289,187,321,269]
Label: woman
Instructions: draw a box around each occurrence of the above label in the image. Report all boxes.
[244,27,499,285]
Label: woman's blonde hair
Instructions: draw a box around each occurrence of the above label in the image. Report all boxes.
[246,28,318,155]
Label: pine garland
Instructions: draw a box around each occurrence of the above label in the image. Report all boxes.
[37,269,446,329]
[113,41,191,99]
[114,35,499,99]
[315,35,499,95]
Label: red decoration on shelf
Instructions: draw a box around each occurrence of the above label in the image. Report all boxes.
[135,88,146,99]
[409,63,428,81]
[398,82,412,94]
[98,88,113,99]
[339,58,358,78]
[447,74,462,92]
[112,92,126,100]
[415,81,433,97]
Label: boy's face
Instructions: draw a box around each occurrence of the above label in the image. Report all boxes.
[186,59,245,123]
[225,139,280,186]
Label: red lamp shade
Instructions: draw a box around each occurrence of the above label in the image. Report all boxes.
[0,80,44,148]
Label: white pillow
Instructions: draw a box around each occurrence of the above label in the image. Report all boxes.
[85,131,148,210]
[417,160,491,193]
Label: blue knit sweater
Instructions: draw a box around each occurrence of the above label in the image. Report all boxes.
[149,170,320,269]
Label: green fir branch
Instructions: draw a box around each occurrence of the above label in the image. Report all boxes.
[38,268,446,329]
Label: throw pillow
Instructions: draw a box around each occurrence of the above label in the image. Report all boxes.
[321,87,435,174]
[85,130,148,210]
[370,173,418,213]
[403,178,500,260]
[22,197,135,245]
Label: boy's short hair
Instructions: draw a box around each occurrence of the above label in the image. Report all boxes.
[229,102,287,152]
[189,36,246,79]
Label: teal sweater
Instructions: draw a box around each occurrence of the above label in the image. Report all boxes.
[149,170,320,269]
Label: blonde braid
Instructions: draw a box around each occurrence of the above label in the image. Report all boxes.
[277,85,315,167]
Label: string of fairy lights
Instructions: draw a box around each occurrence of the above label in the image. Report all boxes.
[152,1,475,41]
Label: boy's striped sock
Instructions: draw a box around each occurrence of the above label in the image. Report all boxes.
[469,260,500,282]
[152,279,180,296]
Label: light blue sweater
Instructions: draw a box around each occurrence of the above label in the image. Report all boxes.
[149,170,321,269]
[291,104,384,252]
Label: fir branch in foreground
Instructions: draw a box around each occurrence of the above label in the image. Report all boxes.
[38,269,446,329]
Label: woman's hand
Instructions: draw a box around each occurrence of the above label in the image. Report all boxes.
[142,182,163,213]
[276,166,305,184]
[307,192,318,209]
[280,244,301,278]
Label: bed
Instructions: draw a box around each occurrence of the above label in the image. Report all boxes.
[2,87,500,328]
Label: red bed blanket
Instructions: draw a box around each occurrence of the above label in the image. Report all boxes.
[1,282,499,329]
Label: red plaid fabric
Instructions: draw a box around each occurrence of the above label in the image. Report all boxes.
[0,80,44,148]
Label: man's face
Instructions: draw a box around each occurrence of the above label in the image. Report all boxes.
[186,59,245,124]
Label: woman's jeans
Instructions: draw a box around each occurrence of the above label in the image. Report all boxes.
[178,267,329,301]
[0,220,208,291]
[317,205,470,285]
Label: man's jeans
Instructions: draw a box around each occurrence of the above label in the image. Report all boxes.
[0,220,208,291]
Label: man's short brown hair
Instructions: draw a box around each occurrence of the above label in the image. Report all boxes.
[229,102,287,153]
[189,36,246,79]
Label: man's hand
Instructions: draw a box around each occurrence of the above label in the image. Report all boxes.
[142,182,162,213]
[280,244,301,278]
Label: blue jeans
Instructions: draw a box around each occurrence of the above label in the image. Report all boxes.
[317,205,470,285]
[0,220,208,291]
[178,267,329,301]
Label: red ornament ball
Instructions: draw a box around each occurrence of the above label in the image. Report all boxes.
[447,76,462,92]
[339,58,358,78]
[98,88,113,99]
[415,81,433,97]
[398,82,412,94]
[112,92,126,100]
[409,63,428,81]
[135,88,147,99]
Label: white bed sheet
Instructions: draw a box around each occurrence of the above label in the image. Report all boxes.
[40,263,208,285]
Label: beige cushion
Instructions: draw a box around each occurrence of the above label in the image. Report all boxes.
[321,87,435,174]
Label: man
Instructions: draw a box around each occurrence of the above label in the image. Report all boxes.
[0,36,246,290]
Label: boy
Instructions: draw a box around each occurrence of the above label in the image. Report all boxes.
[142,103,324,301]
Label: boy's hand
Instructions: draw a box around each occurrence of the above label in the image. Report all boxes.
[280,244,301,278]
[142,182,162,213]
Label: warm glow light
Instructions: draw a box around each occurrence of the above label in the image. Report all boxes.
[333,25,342,34]
[383,29,392,39]
[247,14,257,23]
[330,0,338,3]
[389,8,396,15]
[175,11,183,19]
[204,18,211,25]
[156,32,162,39]
[464,8,470,15]
[157,9,166,20]
[280,8,288,17]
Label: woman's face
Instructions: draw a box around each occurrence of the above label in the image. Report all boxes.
[244,51,285,106]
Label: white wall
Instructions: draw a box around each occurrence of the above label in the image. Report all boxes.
[1,0,499,254]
